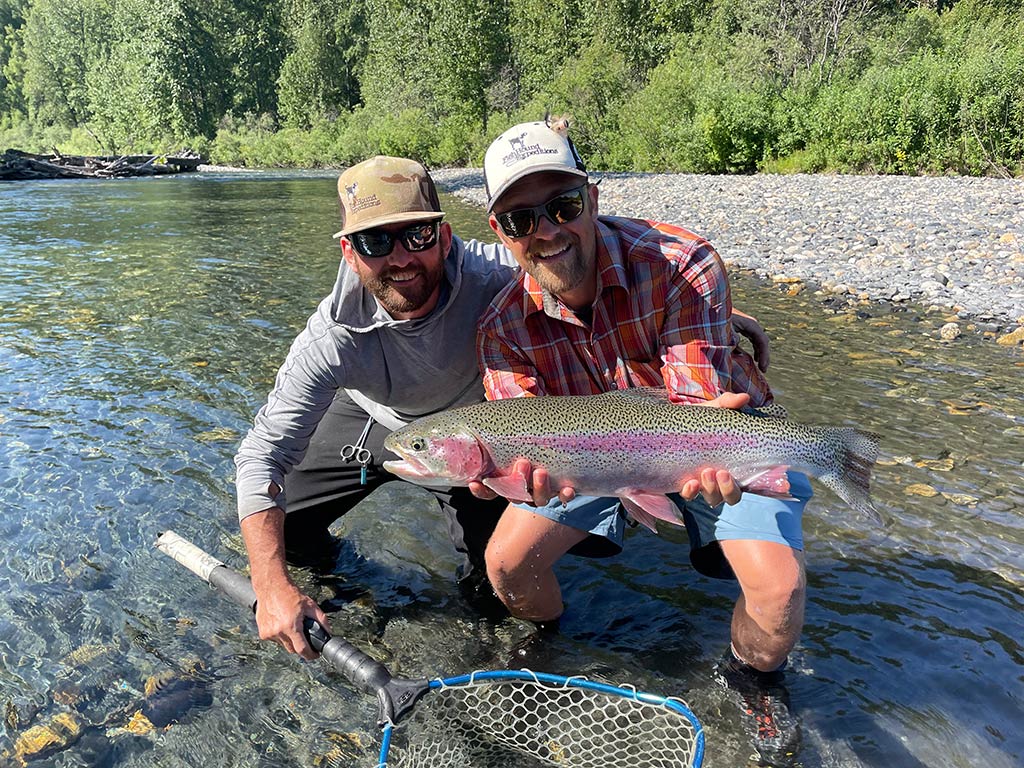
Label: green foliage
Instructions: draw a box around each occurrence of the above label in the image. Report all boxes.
[277,0,364,129]
[795,0,1024,175]
[519,41,635,168]
[430,0,509,131]
[215,0,288,117]
[0,0,1019,175]
[83,0,231,150]
[20,0,112,126]
[612,34,777,172]
[0,0,27,114]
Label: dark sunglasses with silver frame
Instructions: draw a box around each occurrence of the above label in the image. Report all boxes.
[494,184,588,239]
[347,220,441,258]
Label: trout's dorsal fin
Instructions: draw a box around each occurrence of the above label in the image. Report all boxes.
[606,386,673,403]
[741,402,790,420]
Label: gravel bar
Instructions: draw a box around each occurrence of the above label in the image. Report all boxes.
[433,169,1024,335]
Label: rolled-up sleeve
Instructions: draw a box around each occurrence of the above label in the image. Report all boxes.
[478,327,546,400]
[659,244,736,403]
[659,244,771,406]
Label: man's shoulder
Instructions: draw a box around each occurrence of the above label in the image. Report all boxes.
[454,235,518,275]
[479,271,529,331]
[601,215,714,264]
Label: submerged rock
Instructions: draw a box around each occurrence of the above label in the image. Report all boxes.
[10,712,81,765]
[996,327,1024,346]
[139,670,213,728]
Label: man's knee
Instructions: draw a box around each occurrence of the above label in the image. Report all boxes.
[484,534,521,595]
[741,559,806,631]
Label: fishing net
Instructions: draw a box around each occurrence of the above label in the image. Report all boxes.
[381,670,703,768]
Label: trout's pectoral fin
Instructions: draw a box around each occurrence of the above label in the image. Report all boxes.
[618,490,685,534]
[481,474,533,504]
[737,466,794,500]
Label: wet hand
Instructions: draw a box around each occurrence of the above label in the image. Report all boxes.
[470,459,575,506]
[700,391,750,411]
[681,392,750,505]
[255,583,330,661]
[681,468,741,506]
[525,461,576,507]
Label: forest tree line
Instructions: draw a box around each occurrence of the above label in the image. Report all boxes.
[0,0,1021,174]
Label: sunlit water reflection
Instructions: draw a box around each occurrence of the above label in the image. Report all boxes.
[0,172,1020,767]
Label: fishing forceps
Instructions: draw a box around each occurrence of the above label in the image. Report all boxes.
[340,416,374,485]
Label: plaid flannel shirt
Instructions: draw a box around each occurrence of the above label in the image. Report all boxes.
[477,216,772,405]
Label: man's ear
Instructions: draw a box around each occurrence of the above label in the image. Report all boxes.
[439,220,453,253]
[487,214,507,242]
[339,237,358,269]
[587,183,599,219]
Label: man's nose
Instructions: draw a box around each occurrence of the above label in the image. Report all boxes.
[386,240,416,267]
[532,210,561,238]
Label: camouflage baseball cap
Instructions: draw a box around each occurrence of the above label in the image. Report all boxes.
[332,156,444,238]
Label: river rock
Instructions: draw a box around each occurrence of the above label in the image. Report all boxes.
[10,712,82,764]
[939,322,962,340]
[996,327,1024,346]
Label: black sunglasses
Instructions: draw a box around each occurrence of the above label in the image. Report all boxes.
[494,185,588,238]
[348,221,440,258]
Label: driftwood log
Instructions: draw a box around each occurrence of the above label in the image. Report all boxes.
[0,148,205,180]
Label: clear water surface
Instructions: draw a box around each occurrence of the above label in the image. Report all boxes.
[0,172,1021,767]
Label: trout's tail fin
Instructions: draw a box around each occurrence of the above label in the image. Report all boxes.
[819,427,881,522]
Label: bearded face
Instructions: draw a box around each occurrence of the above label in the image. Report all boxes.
[342,222,452,320]
[489,172,600,311]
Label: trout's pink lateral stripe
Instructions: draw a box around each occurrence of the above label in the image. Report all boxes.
[525,432,763,452]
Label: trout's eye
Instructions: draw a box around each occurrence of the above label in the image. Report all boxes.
[409,437,427,453]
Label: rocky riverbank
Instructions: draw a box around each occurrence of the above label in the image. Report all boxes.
[433,169,1024,344]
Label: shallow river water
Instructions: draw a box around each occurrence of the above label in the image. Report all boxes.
[0,172,1021,767]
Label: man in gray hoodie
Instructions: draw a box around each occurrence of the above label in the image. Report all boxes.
[235,155,770,660]
[235,156,518,659]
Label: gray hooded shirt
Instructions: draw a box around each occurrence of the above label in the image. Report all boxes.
[234,235,517,520]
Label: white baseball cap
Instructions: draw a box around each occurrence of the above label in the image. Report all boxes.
[483,121,588,211]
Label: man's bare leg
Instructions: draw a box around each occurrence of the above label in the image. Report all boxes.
[484,504,589,622]
[720,539,806,672]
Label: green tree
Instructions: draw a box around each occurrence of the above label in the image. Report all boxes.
[520,40,635,167]
[88,0,229,149]
[431,0,508,132]
[277,0,365,128]
[19,0,111,126]
[0,0,27,116]
[212,0,288,118]
[359,0,434,110]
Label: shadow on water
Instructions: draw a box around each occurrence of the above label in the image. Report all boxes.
[1,173,1022,767]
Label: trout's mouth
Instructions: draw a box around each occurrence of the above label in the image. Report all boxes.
[382,452,453,488]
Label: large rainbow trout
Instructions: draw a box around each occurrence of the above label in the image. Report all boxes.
[383,388,880,531]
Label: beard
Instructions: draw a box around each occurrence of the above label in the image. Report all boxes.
[524,236,590,296]
[360,259,445,317]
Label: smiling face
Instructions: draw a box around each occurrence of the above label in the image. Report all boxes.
[488,172,601,310]
[342,220,453,319]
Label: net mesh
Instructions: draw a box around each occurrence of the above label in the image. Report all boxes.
[382,672,702,768]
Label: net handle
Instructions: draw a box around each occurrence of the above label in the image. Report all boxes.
[155,530,429,725]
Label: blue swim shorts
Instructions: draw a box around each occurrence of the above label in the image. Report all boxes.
[515,471,813,577]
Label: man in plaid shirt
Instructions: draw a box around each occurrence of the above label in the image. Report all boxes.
[473,119,811,764]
